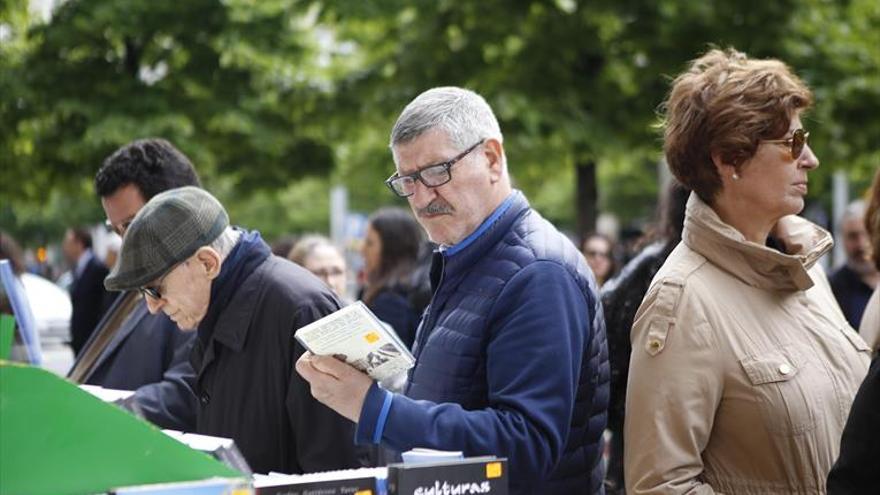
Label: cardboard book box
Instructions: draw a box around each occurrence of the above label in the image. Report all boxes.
[387,458,507,495]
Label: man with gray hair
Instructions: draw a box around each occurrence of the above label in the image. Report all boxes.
[105,186,360,475]
[830,200,880,328]
[297,87,609,494]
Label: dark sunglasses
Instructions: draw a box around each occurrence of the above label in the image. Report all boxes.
[761,128,809,160]
[137,261,183,300]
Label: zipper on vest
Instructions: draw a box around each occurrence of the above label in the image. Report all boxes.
[414,254,447,361]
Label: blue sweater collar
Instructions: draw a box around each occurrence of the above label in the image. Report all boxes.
[444,191,519,257]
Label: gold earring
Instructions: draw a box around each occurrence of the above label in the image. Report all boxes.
[732,173,740,180]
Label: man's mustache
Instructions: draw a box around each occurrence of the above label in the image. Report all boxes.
[417,200,454,216]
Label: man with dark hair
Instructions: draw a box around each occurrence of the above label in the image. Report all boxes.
[67,138,200,431]
[95,138,201,205]
[62,227,113,355]
[95,138,202,236]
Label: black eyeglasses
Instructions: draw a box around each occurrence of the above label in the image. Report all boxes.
[761,128,809,160]
[138,261,182,300]
[385,139,485,198]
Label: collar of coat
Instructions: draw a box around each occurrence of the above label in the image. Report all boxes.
[198,230,272,352]
[682,192,832,292]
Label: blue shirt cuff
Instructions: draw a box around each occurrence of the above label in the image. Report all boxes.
[355,382,393,445]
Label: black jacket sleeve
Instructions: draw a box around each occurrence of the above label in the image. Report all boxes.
[133,324,198,431]
[286,300,362,472]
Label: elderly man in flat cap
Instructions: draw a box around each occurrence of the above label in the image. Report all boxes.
[105,186,360,475]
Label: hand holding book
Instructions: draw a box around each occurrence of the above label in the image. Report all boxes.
[294,302,416,422]
[296,352,376,422]
[294,302,415,382]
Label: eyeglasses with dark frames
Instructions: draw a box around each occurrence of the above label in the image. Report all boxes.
[385,139,485,198]
[138,261,183,301]
[760,128,809,160]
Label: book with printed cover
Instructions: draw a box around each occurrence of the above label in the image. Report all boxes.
[294,301,415,382]
[387,457,508,495]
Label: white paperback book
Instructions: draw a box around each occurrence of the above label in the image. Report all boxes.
[294,301,416,382]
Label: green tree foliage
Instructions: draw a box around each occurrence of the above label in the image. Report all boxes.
[2,0,339,244]
[2,0,877,247]
[785,0,880,196]
[316,0,879,234]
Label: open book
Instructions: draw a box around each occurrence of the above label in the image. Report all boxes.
[294,301,415,382]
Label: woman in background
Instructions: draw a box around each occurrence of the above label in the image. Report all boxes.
[288,234,349,301]
[600,179,689,493]
[360,207,426,349]
[582,232,617,287]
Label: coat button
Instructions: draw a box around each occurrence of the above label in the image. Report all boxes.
[778,363,792,375]
[200,392,211,405]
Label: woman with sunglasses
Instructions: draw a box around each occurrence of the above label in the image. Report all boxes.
[624,48,870,494]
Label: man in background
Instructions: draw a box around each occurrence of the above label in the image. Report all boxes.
[63,227,113,356]
[67,138,199,431]
[831,200,879,329]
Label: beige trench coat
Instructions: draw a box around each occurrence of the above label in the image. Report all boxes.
[625,194,871,495]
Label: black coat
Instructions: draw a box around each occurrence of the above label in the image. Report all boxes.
[600,241,675,493]
[72,295,197,431]
[827,355,880,494]
[829,264,874,329]
[190,254,360,475]
[69,256,113,356]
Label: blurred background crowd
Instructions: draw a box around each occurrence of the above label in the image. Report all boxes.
[0,1,878,490]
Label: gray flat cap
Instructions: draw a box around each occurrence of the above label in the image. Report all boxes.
[105,186,229,291]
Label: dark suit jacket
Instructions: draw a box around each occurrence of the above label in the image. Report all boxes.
[830,264,874,329]
[827,355,880,494]
[69,256,113,355]
[72,295,198,431]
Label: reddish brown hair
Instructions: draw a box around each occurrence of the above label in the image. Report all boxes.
[662,48,813,203]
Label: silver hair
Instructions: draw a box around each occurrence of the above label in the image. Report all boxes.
[209,227,241,260]
[390,87,503,152]
[841,200,866,226]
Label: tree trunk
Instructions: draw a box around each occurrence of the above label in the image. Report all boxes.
[575,158,597,243]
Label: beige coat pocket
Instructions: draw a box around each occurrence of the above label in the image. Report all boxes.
[739,345,821,435]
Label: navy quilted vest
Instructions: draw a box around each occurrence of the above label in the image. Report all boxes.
[406,192,609,494]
